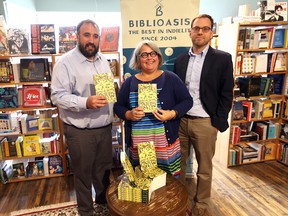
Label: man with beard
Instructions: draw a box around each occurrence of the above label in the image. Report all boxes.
[51,19,113,216]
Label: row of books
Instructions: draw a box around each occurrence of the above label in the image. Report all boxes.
[2,22,119,56]
[0,85,51,109]
[0,155,63,184]
[229,141,278,166]
[0,57,119,84]
[235,74,284,98]
[0,58,51,83]
[233,99,281,122]
[235,52,286,75]
[278,142,288,165]
[231,121,280,145]
[0,133,60,159]
[0,109,57,133]
[238,25,288,50]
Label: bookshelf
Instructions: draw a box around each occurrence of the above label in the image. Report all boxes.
[0,51,124,182]
[0,54,66,183]
[216,21,288,167]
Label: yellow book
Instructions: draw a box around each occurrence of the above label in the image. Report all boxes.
[138,83,157,113]
[262,100,273,118]
[264,142,277,160]
[93,72,116,103]
[23,135,41,156]
[15,136,23,157]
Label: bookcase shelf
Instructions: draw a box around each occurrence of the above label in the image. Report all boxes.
[0,54,66,184]
[216,21,288,167]
[0,51,124,182]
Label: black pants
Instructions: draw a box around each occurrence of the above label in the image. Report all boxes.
[63,123,112,215]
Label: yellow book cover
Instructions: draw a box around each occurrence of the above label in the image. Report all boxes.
[38,118,53,130]
[138,83,157,113]
[262,100,273,118]
[93,72,116,103]
[15,136,23,157]
[264,142,277,160]
[23,135,41,156]
[120,151,136,185]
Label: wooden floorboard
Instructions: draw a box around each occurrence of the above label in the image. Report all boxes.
[0,160,287,216]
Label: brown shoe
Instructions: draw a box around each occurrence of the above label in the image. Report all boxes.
[191,205,206,216]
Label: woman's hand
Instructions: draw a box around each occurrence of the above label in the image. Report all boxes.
[153,108,177,122]
[125,107,145,121]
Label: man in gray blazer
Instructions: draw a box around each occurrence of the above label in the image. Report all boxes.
[173,14,234,216]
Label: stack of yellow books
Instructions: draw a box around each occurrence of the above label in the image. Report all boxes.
[118,141,166,203]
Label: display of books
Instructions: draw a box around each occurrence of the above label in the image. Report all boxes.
[58,26,77,53]
[0,87,18,108]
[93,72,116,103]
[31,24,56,54]
[118,141,166,203]
[22,85,45,107]
[7,28,29,54]
[12,162,25,178]
[0,59,13,83]
[0,113,12,133]
[0,160,13,184]
[22,134,41,156]
[0,15,9,56]
[26,161,44,177]
[20,58,50,82]
[138,83,158,113]
[38,118,52,130]
[48,155,63,174]
[100,26,119,52]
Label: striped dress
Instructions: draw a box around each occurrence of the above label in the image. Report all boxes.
[128,75,181,176]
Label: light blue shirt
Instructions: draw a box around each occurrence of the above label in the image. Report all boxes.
[51,47,114,128]
[185,45,209,117]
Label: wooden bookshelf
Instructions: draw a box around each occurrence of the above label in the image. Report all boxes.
[216,21,288,167]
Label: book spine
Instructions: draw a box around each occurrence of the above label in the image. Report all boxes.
[3,139,9,157]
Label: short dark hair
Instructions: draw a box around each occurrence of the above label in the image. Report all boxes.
[76,19,100,35]
[275,5,283,10]
[190,14,214,29]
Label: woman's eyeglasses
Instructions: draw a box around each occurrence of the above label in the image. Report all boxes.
[139,51,158,58]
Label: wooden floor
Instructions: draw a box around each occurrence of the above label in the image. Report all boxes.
[0,160,287,216]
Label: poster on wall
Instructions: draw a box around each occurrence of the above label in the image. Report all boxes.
[120,0,200,77]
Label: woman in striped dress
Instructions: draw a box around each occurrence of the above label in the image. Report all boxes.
[114,40,193,176]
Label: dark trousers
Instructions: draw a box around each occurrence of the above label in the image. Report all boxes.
[63,123,112,215]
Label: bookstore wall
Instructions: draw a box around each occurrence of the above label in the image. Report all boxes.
[0,10,123,184]
[218,21,288,167]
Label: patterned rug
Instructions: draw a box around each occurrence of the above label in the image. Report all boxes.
[9,202,110,216]
[10,200,191,216]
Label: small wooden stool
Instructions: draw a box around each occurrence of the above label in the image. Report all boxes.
[106,174,188,216]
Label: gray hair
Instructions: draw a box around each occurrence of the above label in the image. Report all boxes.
[129,40,163,71]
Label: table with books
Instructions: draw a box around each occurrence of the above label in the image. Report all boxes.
[106,141,188,216]
[106,174,188,216]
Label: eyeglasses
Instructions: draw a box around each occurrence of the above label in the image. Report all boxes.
[191,26,211,33]
[139,51,158,58]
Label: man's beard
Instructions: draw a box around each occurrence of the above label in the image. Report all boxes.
[78,43,99,58]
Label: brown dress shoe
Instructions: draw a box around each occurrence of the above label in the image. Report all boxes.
[191,205,207,216]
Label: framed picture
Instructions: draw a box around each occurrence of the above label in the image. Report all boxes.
[38,118,52,130]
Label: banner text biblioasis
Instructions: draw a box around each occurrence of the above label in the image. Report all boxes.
[128,18,191,41]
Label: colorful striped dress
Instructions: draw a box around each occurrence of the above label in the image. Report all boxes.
[128,75,181,176]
